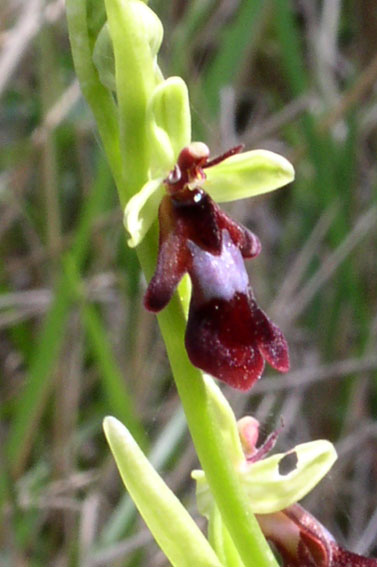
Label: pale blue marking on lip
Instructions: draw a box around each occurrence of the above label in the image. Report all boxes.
[187,229,249,303]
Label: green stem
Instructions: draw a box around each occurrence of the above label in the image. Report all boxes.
[66,0,124,192]
[104,0,159,203]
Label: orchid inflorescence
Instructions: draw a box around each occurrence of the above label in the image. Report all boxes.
[66,0,377,565]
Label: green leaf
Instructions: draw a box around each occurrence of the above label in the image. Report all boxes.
[103,416,223,567]
[204,149,294,202]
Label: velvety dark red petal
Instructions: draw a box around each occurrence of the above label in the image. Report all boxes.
[172,188,222,253]
[185,230,288,390]
[215,205,261,258]
[144,196,190,312]
[249,302,290,372]
[257,504,377,567]
[144,232,188,311]
[330,545,377,567]
[185,295,266,390]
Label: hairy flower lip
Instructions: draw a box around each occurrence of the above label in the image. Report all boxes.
[185,230,289,390]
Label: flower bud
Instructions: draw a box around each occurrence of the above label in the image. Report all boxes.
[93,23,115,91]
[93,1,164,92]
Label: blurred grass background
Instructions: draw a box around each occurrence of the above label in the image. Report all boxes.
[1,0,377,565]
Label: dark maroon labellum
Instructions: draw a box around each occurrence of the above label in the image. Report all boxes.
[257,503,377,567]
[144,143,290,390]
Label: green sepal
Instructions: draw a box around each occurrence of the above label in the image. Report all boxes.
[194,439,337,517]
[204,149,294,202]
[103,416,224,567]
[124,177,164,247]
[148,77,191,175]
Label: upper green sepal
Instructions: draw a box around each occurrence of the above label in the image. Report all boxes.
[204,149,295,202]
[124,177,164,247]
[193,439,337,517]
[147,77,191,175]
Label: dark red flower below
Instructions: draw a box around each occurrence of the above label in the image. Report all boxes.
[144,144,289,390]
[257,504,377,567]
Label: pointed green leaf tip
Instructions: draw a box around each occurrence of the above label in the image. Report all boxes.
[103,417,223,567]
[204,149,295,203]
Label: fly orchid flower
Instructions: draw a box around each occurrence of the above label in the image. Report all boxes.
[231,417,377,567]
[139,142,291,390]
[258,503,377,567]
[193,410,338,520]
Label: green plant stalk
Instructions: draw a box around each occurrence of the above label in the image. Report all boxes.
[66,1,278,565]
[103,0,156,201]
[66,0,124,193]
